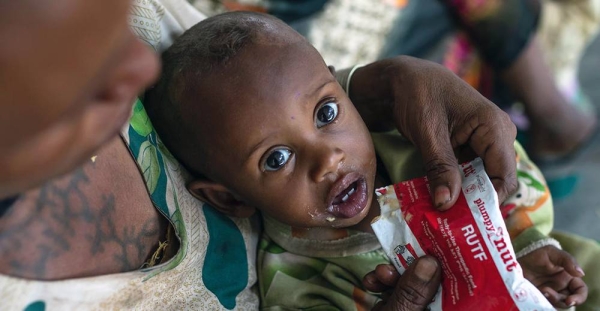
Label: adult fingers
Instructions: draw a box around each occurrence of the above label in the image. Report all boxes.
[384,256,441,311]
[363,264,400,292]
[375,264,401,287]
[364,273,389,294]
[453,109,517,203]
[414,119,462,210]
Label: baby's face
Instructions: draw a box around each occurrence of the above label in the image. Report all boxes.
[193,39,376,229]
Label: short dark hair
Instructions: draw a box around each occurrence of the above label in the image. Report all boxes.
[144,11,286,177]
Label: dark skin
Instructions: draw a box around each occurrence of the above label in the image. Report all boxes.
[180,16,581,307]
[0,0,159,199]
[352,57,589,305]
[2,127,580,307]
[349,56,518,209]
[0,137,168,280]
[0,2,521,309]
[519,246,587,308]
[0,57,519,311]
[363,258,442,311]
[365,247,588,308]
[0,60,519,281]
[0,13,524,311]
[185,33,378,231]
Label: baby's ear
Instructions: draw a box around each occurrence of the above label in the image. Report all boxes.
[187,179,256,218]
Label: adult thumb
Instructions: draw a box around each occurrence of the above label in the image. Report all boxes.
[417,132,462,210]
[378,256,441,311]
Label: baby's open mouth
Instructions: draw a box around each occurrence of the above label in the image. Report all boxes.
[328,174,369,219]
[333,182,357,205]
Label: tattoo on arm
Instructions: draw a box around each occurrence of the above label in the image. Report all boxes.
[0,167,160,279]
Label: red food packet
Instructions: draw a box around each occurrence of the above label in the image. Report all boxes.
[371,158,553,310]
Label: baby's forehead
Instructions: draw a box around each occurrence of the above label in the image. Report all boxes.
[178,19,332,147]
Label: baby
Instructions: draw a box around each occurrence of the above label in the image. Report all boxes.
[144,11,587,309]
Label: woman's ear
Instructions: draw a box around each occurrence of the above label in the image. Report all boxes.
[187,179,256,218]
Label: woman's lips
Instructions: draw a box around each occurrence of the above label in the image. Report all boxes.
[327,173,369,219]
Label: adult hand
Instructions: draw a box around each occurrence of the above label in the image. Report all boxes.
[349,56,518,209]
[363,257,441,311]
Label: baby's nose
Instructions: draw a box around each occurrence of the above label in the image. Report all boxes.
[309,145,345,183]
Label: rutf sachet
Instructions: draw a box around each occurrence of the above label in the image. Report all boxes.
[372,158,553,310]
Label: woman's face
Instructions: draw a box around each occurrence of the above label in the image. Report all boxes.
[0,0,160,197]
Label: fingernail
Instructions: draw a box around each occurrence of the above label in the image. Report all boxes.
[434,186,451,208]
[576,266,585,276]
[364,274,375,285]
[543,292,550,298]
[384,264,396,273]
[569,301,576,307]
[415,257,438,281]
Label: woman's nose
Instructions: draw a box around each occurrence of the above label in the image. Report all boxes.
[125,37,160,95]
[102,34,160,105]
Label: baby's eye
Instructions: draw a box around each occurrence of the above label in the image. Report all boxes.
[315,101,338,128]
[264,148,292,171]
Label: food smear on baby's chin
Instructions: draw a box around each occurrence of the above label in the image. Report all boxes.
[307,208,321,220]
[307,207,331,222]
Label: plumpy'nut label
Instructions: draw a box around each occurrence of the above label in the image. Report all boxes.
[372,158,553,310]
